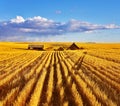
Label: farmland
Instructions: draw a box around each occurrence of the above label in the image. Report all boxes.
[0,42,120,106]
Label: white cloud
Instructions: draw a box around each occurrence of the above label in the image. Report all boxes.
[10,16,25,23]
[85,31,94,34]
[105,24,120,29]
[67,20,104,32]
[0,16,120,41]
[19,28,39,33]
[27,16,48,22]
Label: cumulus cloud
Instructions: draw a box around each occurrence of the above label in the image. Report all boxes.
[0,16,120,41]
[104,24,120,29]
[10,16,25,23]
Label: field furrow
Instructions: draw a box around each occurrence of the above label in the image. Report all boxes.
[0,44,120,106]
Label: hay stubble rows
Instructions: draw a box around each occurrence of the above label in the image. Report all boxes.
[0,42,120,106]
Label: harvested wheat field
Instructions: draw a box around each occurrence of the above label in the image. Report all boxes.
[0,42,120,106]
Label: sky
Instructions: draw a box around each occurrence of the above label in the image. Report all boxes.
[0,0,120,42]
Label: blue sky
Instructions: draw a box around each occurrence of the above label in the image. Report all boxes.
[0,0,120,42]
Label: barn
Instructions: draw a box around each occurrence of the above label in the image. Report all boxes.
[28,45,44,50]
[57,47,64,51]
[67,43,79,50]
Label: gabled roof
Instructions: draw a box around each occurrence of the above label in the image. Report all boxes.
[67,43,79,50]
[57,47,64,51]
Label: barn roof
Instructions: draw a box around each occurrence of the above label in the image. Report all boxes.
[67,43,79,50]
[57,47,64,51]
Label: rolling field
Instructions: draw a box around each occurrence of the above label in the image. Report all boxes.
[0,42,120,106]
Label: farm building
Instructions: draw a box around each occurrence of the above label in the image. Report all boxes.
[57,47,64,51]
[28,45,44,50]
[67,43,79,50]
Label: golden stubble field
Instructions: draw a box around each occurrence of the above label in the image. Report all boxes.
[0,42,120,106]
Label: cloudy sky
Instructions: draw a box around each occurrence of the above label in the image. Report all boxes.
[0,0,120,42]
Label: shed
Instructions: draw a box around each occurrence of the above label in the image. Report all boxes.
[28,44,44,50]
[57,47,64,51]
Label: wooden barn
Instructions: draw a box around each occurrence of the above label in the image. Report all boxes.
[57,47,64,51]
[28,44,44,50]
[67,43,79,50]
